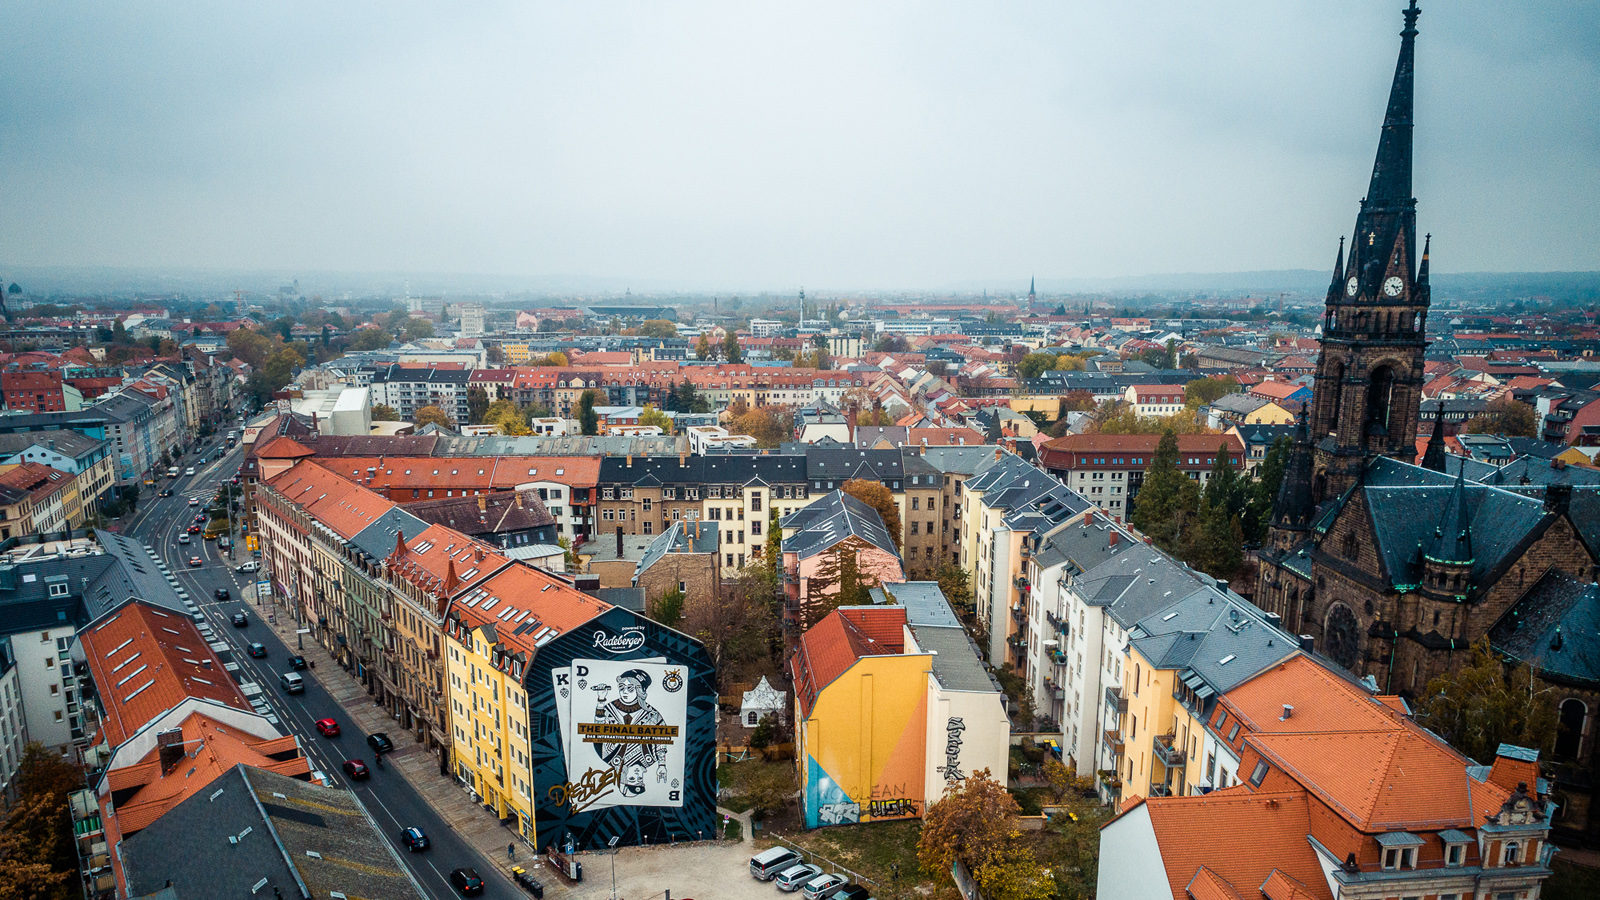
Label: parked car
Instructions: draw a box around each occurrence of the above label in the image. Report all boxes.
[366,732,394,754]
[775,863,823,892]
[448,868,484,896]
[751,847,803,881]
[342,759,369,781]
[247,642,266,658]
[802,874,847,900]
[238,560,259,573]
[231,612,248,627]
[315,718,341,737]
[823,886,873,900]
[288,654,307,670]
[399,827,430,852]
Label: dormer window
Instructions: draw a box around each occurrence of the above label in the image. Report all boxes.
[1446,843,1464,866]
[1378,832,1423,870]
[1248,761,1269,787]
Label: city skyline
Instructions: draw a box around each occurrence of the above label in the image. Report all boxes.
[3,2,1598,290]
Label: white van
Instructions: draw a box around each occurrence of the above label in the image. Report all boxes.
[750,847,803,881]
[279,672,305,694]
[184,466,196,476]
[238,560,259,573]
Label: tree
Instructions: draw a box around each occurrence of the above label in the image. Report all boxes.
[1053,352,1087,371]
[1184,375,1239,407]
[723,330,742,363]
[763,505,782,565]
[532,351,569,366]
[1017,352,1059,380]
[413,405,453,429]
[874,334,909,353]
[484,400,530,435]
[841,478,902,551]
[1130,430,1200,552]
[1463,395,1538,438]
[679,566,780,693]
[919,769,1049,900]
[637,405,673,435]
[466,386,490,425]
[730,407,792,448]
[648,588,685,627]
[696,334,712,360]
[400,316,435,340]
[1244,436,1292,542]
[577,389,600,435]
[346,327,392,351]
[372,404,400,422]
[0,743,81,900]
[485,343,505,365]
[1415,637,1559,764]
[636,319,677,338]
[935,561,976,623]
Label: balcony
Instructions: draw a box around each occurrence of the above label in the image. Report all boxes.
[1045,611,1069,637]
[1149,783,1174,798]
[1153,733,1187,768]
[1010,604,1027,624]
[1104,685,1128,714]
[1014,575,1030,592]
[1051,649,1068,667]
[1102,729,1124,753]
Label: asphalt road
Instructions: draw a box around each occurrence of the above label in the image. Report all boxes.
[123,436,525,900]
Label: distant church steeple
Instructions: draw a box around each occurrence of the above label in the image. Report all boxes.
[1305,0,1432,502]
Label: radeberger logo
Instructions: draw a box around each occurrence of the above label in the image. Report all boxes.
[592,628,646,654]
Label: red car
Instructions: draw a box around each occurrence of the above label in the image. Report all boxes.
[315,718,341,738]
[342,759,370,780]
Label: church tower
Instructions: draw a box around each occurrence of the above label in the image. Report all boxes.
[1307,0,1432,502]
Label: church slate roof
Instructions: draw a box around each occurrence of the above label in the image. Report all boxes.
[1490,571,1600,689]
[1362,482,1548,590]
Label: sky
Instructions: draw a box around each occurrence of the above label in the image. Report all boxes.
[3,1,1597,291]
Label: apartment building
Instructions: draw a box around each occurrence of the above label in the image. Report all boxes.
[367,364,473,423]
[1036,433,1243,519]
[1124,384,1186,417]
[780,490,906,628]
[0,430,116,515]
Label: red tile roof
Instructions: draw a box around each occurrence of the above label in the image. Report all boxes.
[789,606,907,717]
[80,600,251,746]
[1140,790,1331,900]
[450,564,609,657]
[266,461,390,539]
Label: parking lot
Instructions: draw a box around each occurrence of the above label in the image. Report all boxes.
[546,838,757,899]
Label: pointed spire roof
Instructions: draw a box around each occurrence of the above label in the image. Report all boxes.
[1273,411,1317,530]
[1347,1,1422,299]
[1417,232,1432,285]
[1426,466,1474,565]
[391,529,407,562]
[1326,236,1347,301]
[1422,399,1447,471]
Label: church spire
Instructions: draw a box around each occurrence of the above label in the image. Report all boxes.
[1327,235,1346,298]
[1422,399,1447,471]
[1348,1,1422,298]
[1273,410,1317,532]
[1417,232,1432,285]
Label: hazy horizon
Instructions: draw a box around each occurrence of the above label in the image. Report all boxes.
[4,2,1597,289]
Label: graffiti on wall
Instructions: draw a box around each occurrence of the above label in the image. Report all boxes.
[818,802,860,825]
[866,783,919,820]
[937,716,966,783]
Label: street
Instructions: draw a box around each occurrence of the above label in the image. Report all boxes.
[122,437,526,900]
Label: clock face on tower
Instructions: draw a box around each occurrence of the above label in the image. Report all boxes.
[1382,276,1405,297]
[1346,276,1359,297]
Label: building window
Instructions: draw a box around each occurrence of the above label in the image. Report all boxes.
[1503,842,1520,866]
[1381,846,1416,870]
[1248,761,1268,787]
[1445,843,1464,867]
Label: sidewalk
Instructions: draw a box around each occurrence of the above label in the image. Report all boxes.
[258,601,570,895]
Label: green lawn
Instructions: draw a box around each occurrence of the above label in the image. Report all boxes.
[774,820,958,900]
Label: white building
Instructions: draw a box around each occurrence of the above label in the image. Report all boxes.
[748,319,784,338]
[291,386,372,436]
[458,303,486,338]
[686,425,758,454]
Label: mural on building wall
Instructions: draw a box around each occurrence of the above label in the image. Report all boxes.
[803,670,928,829]
[937,716,966,783]
[532,608,715,851]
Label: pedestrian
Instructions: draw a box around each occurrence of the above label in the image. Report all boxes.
[507,842,515,860]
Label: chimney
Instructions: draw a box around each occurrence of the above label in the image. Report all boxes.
[1280,704,1294,721]
[616,526,624,559]
[1298,634,1315,652]
[1108,530,1119,548]
[1545,482,1572,515]
[626,454,633,467]
[156,727,185,774]
[994,446,1002,461]
[1216,579,1229,595]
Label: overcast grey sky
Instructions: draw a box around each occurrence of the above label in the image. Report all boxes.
[3,2,1596,290]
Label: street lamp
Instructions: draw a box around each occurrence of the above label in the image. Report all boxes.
[607,835,619,900]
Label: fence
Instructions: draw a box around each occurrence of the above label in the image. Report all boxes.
[764,833,880,892]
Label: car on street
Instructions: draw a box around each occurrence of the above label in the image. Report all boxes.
[448,868,485,896]
[399,827,430,852]
[341,759,370,781]
[188,497,200,506]
[366,732,394,754]
[238,561,259,573]
[315,718,341,737]
[184,466,196,476]
[177,534,191,544]
[802,874,848,900]
[187,556,203,567]
[187,524,202,534]
[775,863,823,892]
[288,654,307,670]
[194,514,207,523]
[158,488,174,498]
[247,642,266,658]
[217,588,231,601]
[231,611,248,626]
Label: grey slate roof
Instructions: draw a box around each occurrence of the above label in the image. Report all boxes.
[1074,547,1209,629]
[350,506,430,562]
[1361,483,1549,589]
[781,490,900,561]
[1490,571,1600,689]
[120,765,425,900]
[1128,586,1300,695]
[868,582,1001,694]
[873,582,961,628]
[805,448,904,486]
[0,429,106,459]
[601,453,808,486]
[634,520,719,579]
[920,445,1005,478]
[1032,515,1136,577]
[434,434,688,456]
